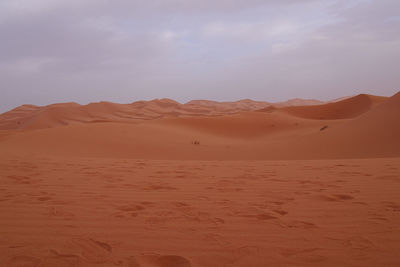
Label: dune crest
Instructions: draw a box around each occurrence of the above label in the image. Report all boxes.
[259,94,388,120]
[0,97,329,130]
[0,92,398,160]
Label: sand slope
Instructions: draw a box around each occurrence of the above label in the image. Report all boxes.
[297,91,400,158]
[271,94,387,120]
[0,92,397,159]
[0,111,341,159]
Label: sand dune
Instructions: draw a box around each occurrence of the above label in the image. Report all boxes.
[0,92,398,160]
[265,94,388,120]
[0,98,271,130]
[0,99,182,130]
[273,98,325,107]
[156,111,326,138]
[1,92,399,267]
[0,97,330,130]
[249,92,399,159]
[295,91,400,158]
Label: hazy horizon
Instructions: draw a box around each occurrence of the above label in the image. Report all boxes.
[1,0,399,112]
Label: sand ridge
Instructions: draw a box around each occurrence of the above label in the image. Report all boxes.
[0,99,273,130]
[260,94,388,120]
[0,92,398,160]
[0,97,329,131]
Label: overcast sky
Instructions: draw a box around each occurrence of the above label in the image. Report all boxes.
[1,0,399,112]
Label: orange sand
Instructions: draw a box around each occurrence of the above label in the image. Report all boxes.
[0,93,399,266]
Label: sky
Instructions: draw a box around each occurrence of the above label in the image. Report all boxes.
[1,0,400,112]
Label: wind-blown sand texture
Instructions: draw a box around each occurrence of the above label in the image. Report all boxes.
[0,92,399,266]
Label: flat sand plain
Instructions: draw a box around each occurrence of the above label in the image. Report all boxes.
[1,156,399,267]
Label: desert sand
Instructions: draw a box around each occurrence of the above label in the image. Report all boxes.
[0,92,399,266]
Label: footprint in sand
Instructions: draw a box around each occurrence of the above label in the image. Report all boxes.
[143,183,178,191]
[7,255,41,267]
[235,212,278,221]
[113,204,146,218]
[317,194,354,202]
[41,249,81,267]
[48,206,75,219]
[283,220,317,229]
[7,175,32,185]
[37,196,52,201]
[71,238,112,264]
[127,254,191,267]
[376,175,400,182]
[343,236,375,250]
[382,201,400,212]
[273,209,288,216]
[256,213,278,220]
[332,194,354,200]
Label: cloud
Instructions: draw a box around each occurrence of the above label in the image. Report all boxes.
[0,0,399,112]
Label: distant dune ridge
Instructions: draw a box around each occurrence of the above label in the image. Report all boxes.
[0,98,324,130]
[0,98,269,130]
[0,92,398,159]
